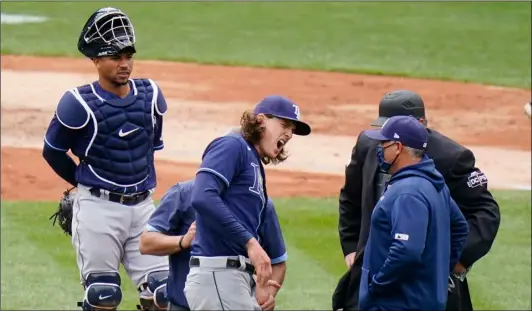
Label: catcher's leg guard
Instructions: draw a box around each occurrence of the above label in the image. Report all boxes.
[137,270,169,311]
[77,272,122,311]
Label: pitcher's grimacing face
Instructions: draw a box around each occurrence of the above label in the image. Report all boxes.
[258,115,295,159]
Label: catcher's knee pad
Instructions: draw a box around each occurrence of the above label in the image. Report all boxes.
[78,272,122,311]
[137,270,169,311]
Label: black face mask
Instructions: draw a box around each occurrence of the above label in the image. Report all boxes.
[376,143,399,173]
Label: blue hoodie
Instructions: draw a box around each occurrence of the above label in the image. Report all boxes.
[359,156,469,311]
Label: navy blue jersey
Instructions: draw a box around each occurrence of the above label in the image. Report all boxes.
[146,181,196,309]
[146,179,286,308]
[190,132,268,257]
[258,203,287,264]
[44,79,166,194]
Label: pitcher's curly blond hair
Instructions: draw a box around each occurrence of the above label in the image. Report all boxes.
[239,110,288,165]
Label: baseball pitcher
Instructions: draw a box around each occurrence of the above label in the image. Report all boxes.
[184,95,311,310]
[43,7,170,311]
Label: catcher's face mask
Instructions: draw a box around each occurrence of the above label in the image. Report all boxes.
[83,7,136,56]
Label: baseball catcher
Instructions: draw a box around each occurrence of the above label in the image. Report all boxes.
[42,7,170,311]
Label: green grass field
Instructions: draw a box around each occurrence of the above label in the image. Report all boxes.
[1,2,530,87]
[1,191,531,310]
[2,2,531,310]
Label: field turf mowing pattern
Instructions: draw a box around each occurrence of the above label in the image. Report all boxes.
[2,191,530,310]
[1,2,530,88]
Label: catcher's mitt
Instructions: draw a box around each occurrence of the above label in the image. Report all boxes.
[49,187,76,236]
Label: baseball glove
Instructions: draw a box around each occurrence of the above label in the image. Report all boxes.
[49,187,76,236]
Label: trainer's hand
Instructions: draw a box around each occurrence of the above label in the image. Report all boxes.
[182,221,196,248]
[266,279,282,290]
[255,283,276,311]
[246,238,272,288]
[344,252,356,269]
[259,293,275,311]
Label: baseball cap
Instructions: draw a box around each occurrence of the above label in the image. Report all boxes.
[371,90,426,127]
[253,95,311,136]
[365,115,428,150]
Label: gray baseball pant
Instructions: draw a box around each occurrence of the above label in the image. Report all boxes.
[184,256,261,310]
[168,302,190,311]
[71,184,169,289]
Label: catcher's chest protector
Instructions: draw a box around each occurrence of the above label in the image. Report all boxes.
[76,79,156,186]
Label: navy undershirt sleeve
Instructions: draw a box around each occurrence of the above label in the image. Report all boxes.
[42,144,77,187]
[191,171,253,246]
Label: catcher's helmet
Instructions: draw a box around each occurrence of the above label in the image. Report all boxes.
[371,90,427,127]
[77,7,136,58]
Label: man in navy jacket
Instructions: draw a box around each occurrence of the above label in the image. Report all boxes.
[358,115,469,311]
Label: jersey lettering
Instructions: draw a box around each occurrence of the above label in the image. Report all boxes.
[249,162,266,242]
[249,162,262,196]
[249,162,266,206]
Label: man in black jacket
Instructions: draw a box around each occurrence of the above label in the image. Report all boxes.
[332,90,501,311]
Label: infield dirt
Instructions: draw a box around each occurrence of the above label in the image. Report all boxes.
[1,55,530,201]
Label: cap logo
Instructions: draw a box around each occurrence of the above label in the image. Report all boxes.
[292,104,300,120]
[393,133,400,139]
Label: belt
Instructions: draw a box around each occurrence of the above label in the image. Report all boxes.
[89,188,150,206]
[189,256,255,275]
